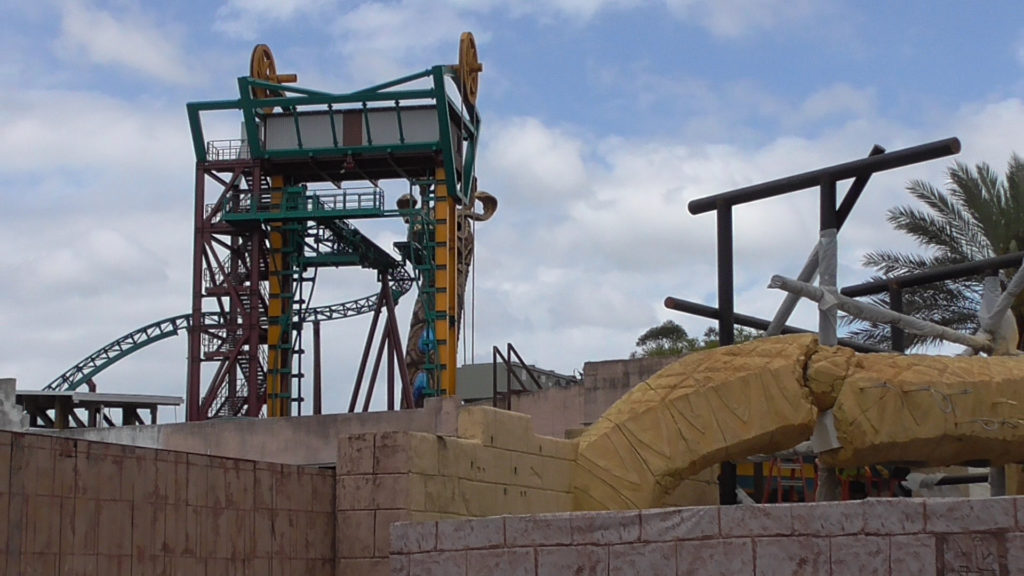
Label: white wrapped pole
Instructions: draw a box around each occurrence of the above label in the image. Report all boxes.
[818,229,839,347]
[768,275,993,353]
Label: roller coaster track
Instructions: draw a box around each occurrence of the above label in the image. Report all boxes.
[43,267,414,392]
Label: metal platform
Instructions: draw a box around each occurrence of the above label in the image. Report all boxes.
[17,390,183,429]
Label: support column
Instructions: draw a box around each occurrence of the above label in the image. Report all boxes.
[434,167,459,397]
[715,202,737,505]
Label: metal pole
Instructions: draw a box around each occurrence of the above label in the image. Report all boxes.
[663,297,887,353]
[767,146,886,336]
[769,275,992,352]
[715,202,737,505]
[689,138,960,215]
[313,321,322,415]
[888,285,905,352]
[818,179,838,347]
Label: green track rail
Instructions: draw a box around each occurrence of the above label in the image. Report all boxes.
[44,268,413,392]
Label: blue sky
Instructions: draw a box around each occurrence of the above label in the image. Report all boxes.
[2,0,1023,417]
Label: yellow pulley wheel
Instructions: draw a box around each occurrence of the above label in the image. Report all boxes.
[456,32,483,106]
[249,44,298,113]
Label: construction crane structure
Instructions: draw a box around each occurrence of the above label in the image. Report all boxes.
[45,34,484,422]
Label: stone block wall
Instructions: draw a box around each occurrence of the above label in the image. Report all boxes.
[335,407,577,576]
[0,430,335,575]
[390,497,1024,575]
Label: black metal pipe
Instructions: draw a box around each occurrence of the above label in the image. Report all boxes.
[934,472,990,486]
[836,145,886,228]
[688,137,960,215]
[841,251,1024,297]
[820,178,837,232]
[715,202,737,506]
[717,204,735,347]
[888,286,905,353]
[663,297,888,353]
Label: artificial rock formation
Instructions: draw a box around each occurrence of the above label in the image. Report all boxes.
[572,334,1024,510]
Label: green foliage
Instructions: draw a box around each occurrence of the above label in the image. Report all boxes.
[844,155,1024,349]
[631,320,763,358]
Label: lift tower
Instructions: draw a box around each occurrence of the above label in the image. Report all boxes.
[185,36,482,420]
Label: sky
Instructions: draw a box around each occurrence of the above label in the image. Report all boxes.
[2,0,1024,420]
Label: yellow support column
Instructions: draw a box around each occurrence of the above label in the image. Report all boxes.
[433,168,459,397]
[266,175,290,417]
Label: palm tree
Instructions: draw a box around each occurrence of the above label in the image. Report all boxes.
[844,154,1024,350]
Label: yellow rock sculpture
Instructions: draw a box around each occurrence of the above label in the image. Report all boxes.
[572,334,1024,510]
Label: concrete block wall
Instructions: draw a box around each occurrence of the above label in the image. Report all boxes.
[336,407,577,576]
[390,497,1024,575]
[0,430,335,575]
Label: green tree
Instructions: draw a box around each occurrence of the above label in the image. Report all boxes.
[845,155,1024,349]
[631,321,762,358]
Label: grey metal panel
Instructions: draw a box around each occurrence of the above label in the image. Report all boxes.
[262,106,442,151]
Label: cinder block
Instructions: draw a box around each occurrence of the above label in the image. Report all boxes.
[458,478,571,517]
[96,499,132,556]
[535,436,579,461]
[337,474,418,511]
[390,554,410,576]
[505,512,572,547]
[609,542,674,576]
[641,506,718,541]
[390,520,437,554]
[720,504,793,537]
[1005,533,1024,574]
[829,535,889,576]
[890,534,935,574]
[60,554,97,575]
[375,510,411,557]
[337,510,376,558]
[270,509,298,557]
[405,551,467,576]
[186,455,210,507]
[537,545,607,576]
[308,512,334,559]
[162,504,189,556]
[21,495,59,554]
[437,516,503,551]
[72,497,99,554]
[52,441,75,498]
[420,474,465,516]
[20,552,57,576]
[207,466,227,510]
[571,510,641,545]
[168,556,205,576]
[436,439,573,491]
[336,557,390,576]
[376,432,440,475]
[96,554,132,576]
[939,533,1002,575]
[926,496,1015,533]
[859,497,924,535]
[11,438,55,496]
[467,548,534,576]
[789,500,863,536]
[133,453,158,503]
[224,460,255,510]
[310,471,335,512]
[753,536,828,576]
[457,406,536,453]
[337,433,376,476]
[254,463,276,510]
[253,509,274,559]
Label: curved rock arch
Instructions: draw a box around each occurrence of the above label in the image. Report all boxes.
[572,334,1024,510]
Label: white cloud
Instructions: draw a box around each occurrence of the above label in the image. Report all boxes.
[663,0,823,38]
[215,0,334,40]
[55,2,192,84]
[796,84,877,124]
